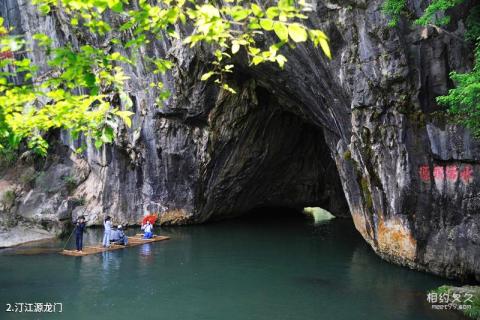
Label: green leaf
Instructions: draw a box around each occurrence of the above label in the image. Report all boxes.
[276,55,287,68]
[273,22,289,41]
[115,110,134,128]
[119,92,133,109]
[38,4,51,15]
[101,126,114,143]
[27,135,48,156]
[288,23,308,42]
[222,83,236,94]
[310,30,331,59]
[260,19,274,31]
[32,33,52,47]
[7,133,21,148]
[109,0,123,13]
[159,90,171,101]
[249,47,261,55]
[199,4,220,18]
[319,38,331,59]
[251,56,263,65]
[94,139,103,150]
[201,71,214,81]
[266,7,280,19]
[84,73,96,88]
[248,22,261,30]
[231,41,240,54]
[152,58,173,74]
[75,145,86,154]
[231,7,250,21]
[110,52,122,60]
[251,4,264,17]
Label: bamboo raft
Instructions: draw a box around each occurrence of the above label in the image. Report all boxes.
[61,234,170,256]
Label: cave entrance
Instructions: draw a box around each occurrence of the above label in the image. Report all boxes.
[201,85,349,221]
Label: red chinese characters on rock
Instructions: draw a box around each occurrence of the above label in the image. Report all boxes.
[460,165,474,184]
[433,166,444,180]
[446,165,458,182]
[419,165,430,182]
[419,164,474,185]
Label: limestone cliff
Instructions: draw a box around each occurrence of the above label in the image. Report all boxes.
[0,0,479,281]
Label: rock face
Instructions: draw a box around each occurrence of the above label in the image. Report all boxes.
[0,143,90,247]
[1,0,479,280]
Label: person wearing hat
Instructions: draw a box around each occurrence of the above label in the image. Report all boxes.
[74,215,86,252]
[116,225,128,246]
[110,225,121,243]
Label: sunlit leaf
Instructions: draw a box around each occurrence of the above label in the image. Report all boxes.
[201,71,215,81]
[288,23,307,43]
[260,19,274,31]
[273,22,289,41]
[115,110,134,128]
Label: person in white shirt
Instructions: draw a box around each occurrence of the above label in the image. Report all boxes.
[103,216,112,247]
[141,220,153,239]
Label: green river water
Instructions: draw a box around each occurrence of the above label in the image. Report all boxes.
[0,211,467,320]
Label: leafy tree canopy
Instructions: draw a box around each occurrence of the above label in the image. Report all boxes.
[0,0,331,156]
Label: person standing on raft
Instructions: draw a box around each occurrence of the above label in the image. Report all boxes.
[74,215,86,252]
[103,216,112,247]
[141,220,153,239]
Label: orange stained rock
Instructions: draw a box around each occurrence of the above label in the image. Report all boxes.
[376,216,417,262]
[351,210,417,262]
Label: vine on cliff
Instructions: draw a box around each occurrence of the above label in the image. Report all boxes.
[0,0,332,156]
[383,0,480,136]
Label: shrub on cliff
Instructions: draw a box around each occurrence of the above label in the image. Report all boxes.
[383,0,480,136]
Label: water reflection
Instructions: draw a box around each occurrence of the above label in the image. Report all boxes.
[101,251,121,271]
[139,244,154,266]
[348,239,465,320]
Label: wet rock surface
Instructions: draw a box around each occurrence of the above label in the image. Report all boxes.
[0,0,479,281]
[0,224,55,248]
